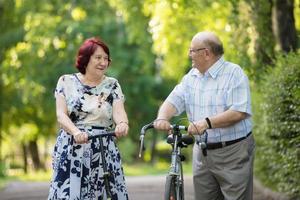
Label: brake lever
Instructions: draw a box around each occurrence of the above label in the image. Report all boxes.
[138,122,155,158]
[138,135,145,158]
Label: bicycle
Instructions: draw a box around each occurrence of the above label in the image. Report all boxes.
[88,127,115,200]
[139,122,195,200]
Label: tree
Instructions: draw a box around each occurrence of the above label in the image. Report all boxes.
[0,0,28,171]
[247,0,276,72]
[0,0,162,169]
[273,0,298,52]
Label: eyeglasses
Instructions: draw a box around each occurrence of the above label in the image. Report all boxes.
[189,47,207,54]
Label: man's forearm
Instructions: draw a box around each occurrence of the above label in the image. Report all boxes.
[157,101,177,120]
[209,110,248,129]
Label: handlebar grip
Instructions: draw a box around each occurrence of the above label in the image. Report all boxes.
[88,130,115,140]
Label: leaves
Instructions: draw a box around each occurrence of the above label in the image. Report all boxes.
[255,52,300,197]
[0,2,299,194]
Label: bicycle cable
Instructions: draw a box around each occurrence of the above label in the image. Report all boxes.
[174,117,208,146]
[189,120,208,146]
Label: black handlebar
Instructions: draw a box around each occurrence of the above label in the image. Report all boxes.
[140,123,188,136]
[139,122,192,158]
[88,130,115,140]
[170,124,188,131]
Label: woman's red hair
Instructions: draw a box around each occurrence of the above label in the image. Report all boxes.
[75,37,111,74]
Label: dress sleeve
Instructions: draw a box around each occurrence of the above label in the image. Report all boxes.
[112,81,125,102]
[54,75,66,98]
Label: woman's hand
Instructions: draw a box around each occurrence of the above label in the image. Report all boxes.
[115,122,129,138]
[73,131,88,144]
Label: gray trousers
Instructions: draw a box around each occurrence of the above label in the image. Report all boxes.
[193,135,255,200]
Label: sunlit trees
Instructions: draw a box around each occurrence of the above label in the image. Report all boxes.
[0,0,299,196]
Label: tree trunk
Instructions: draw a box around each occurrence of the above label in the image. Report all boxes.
[273,0,297,52]
[22,143,28,173]
[28,140,44,171]
[249,0,276,67]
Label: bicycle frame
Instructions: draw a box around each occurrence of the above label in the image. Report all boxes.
[139,123,194,200]
[166,125,185,200]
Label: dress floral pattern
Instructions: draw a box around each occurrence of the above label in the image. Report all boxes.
[48,73,129,200]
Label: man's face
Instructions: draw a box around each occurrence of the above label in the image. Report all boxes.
[189,40,207,69]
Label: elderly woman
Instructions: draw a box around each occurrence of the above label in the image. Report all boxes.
[48,37,129,200]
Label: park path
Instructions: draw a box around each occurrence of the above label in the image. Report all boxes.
[0,176,289,200]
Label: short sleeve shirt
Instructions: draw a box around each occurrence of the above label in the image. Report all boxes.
[166,57,252,143]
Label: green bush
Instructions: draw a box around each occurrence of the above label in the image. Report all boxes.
[255,52,300,198]
[0,161,7,177]
[118,138,137,164]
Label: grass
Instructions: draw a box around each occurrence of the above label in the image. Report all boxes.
[124,162,192,176]
[0,169,53,189]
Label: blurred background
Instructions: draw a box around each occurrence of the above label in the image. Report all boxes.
[0,0,299,198]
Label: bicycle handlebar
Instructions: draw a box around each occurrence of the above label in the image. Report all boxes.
[140,122,188,136]
[88,130,115,140]
[139,122,190,157]
[140,123,154,135]
[170,124,188,131]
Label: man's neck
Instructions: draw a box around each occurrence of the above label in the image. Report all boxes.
[197,56,221,74]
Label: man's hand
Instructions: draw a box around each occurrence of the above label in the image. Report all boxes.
[188,120,208,135]
[153,119,171,132]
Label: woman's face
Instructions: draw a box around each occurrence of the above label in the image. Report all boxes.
[85,46,109,76]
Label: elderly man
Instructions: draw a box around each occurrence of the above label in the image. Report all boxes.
[154,31,255,200]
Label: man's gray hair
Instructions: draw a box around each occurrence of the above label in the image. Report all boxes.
[203,39,224,56]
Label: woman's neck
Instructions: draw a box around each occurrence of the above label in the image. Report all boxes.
[81,73,105,86]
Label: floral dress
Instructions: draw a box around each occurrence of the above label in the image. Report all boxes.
[48,73,129,200]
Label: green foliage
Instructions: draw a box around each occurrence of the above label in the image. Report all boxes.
[0,0,162,166]
[255,52,300,198]
[118,138,136,163]
[0,162,7,177]
[247,0,275,67]
[0,2,299,193]
[142,0,235,80]
[226,1,252,75]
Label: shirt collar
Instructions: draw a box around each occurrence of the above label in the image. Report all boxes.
[207,56,225,79]
[190,68,201,77]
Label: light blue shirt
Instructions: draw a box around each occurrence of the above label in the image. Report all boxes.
[166,57,252,143]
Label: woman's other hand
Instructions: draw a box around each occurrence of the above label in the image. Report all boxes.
[115,122,129,138]
[73,131,88,144]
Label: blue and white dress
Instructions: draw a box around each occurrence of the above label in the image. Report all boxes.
[48,73,129,200]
